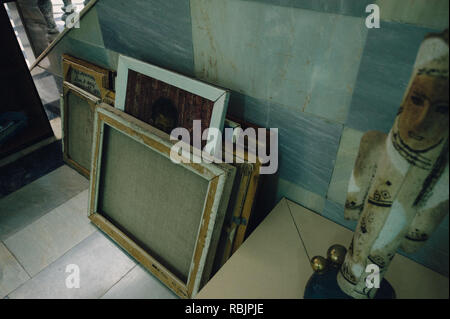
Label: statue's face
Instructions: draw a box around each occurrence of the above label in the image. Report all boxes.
[398,72,449,151]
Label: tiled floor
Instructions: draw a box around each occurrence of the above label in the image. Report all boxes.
[0,165,178,299]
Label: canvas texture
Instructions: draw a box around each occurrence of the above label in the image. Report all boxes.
[67,92,95,171]
[97,125,210,282]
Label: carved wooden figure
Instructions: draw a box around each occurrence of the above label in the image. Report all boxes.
[337,30,449,299]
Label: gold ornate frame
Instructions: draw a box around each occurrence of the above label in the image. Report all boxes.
[62,54,112,101]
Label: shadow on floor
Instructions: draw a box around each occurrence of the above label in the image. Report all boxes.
[0,140,64,199]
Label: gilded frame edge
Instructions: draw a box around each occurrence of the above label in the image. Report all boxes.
[62,54,111,100]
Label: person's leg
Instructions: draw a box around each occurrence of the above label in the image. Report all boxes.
[61,0,74,24]
[37,0,58,34]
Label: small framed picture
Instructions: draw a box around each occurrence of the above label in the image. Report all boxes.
[115,55,229,154]
[62,54,112,100]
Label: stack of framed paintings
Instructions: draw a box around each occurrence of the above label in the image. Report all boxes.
[61,53,264,297]
[111,54,263,280]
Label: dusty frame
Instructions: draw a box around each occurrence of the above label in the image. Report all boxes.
[88,104,234,298]
[61,81,101,178]
[214,147,261,271]
[115,55,229,154]
[230,153,261,254]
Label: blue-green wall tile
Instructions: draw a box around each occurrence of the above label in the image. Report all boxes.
[36,6,118,77]
[304,15,367,123]
[277,178,326,215]
[69,7,105,48]
[96,0,195,76]
[268,103,343,196]
[376,0,449,30]
[228,92,269,128]
[346,22,437,133]
[242,0,372,17]
[37,36,118,77]
[321,200,358,231]
[191,0,367,123]
[327,127,364,205]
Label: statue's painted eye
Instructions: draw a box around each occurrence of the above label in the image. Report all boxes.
[434,103,449,114]
[411,95,424,106]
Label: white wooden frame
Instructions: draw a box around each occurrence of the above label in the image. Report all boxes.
[115,55,229,155]
[88,104,233,298]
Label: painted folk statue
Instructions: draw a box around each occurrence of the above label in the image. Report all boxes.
[337,30,449,299]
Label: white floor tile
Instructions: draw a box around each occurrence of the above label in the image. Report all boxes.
[4,190,95,276]
[0,242,30,298]
[8,232,135,299]
[0,165,89,240]
[102,265,178,299]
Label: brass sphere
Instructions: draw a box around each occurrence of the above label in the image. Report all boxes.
[310,256,329,273]
[327,244,347,266]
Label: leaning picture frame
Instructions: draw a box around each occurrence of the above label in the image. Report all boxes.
[213,145,262,273]
[61,81,101,178]
[115,55,229,155]
[88,104,236,298]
